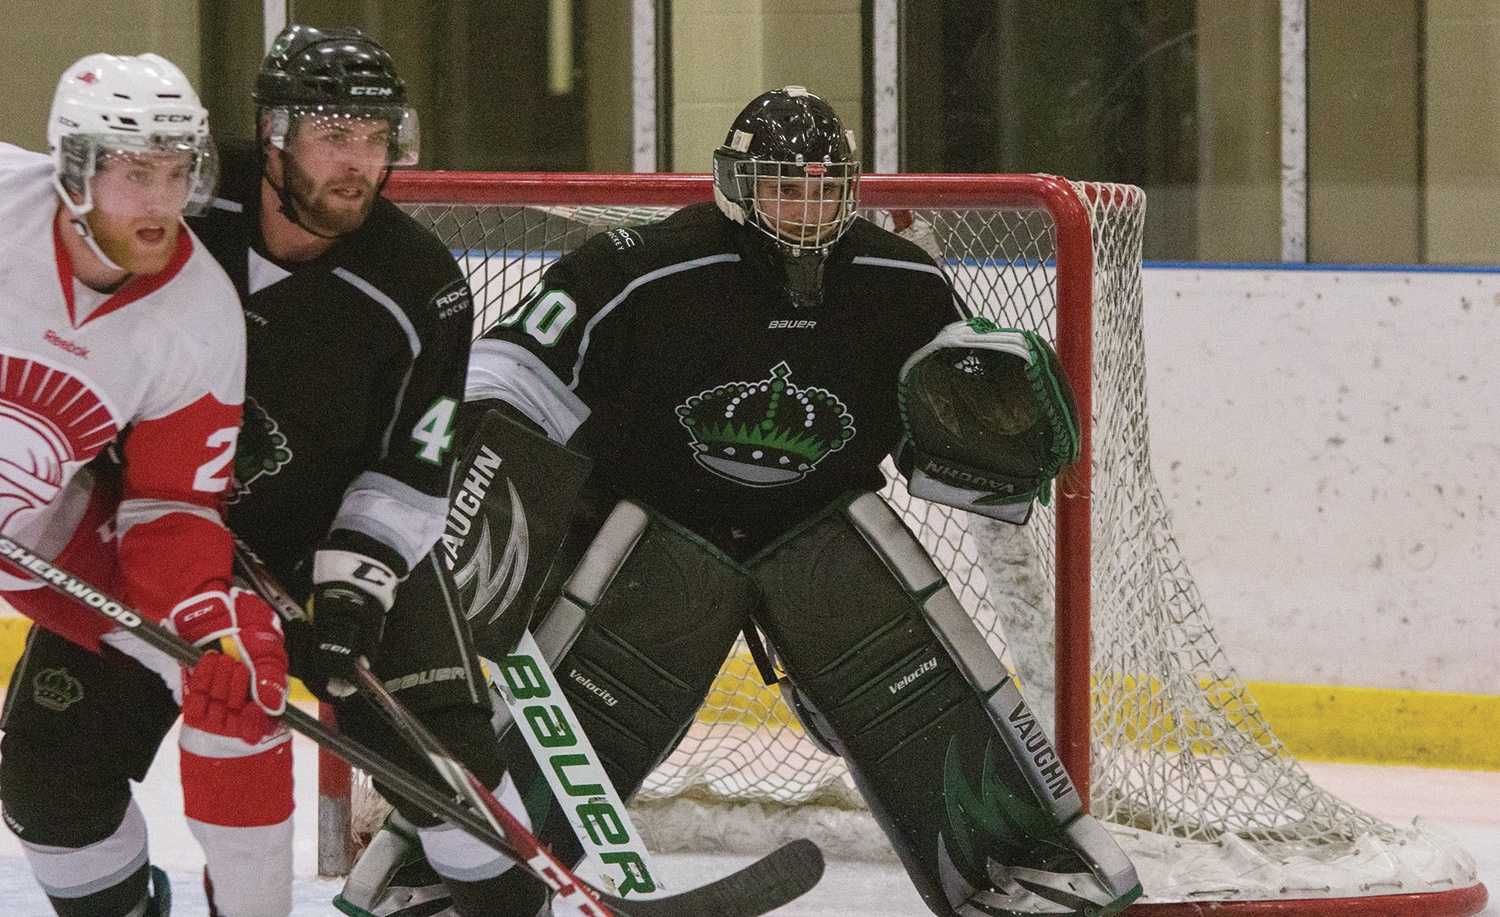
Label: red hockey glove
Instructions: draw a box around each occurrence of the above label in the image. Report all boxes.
[181,650,284,745]
[170,587,290,721]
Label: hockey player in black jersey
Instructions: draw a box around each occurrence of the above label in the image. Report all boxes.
[183,25,524,916]
[351,86,1144,917]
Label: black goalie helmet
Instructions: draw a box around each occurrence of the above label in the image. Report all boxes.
[713,86,860,253]
[254,24,419,167]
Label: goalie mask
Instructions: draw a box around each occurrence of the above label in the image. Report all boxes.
[713,87,860,308]
[48,53,218,271]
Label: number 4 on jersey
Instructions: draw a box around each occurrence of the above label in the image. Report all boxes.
[412,397,457,464]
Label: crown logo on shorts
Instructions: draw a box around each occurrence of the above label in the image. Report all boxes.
[677,361,855,487]
[33,667,84,712]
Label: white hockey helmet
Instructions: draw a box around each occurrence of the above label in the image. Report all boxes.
[48,53,218,219]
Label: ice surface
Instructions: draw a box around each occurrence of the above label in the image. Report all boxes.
[0,711,1492,915]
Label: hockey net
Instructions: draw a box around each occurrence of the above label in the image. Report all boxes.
[357,171,1484,914]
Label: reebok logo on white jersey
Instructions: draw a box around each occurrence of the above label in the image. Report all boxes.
[768,319,816,330]
[43,330,88,358]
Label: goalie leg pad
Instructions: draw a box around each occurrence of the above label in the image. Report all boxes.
[443,404,593,663]
[749,492,1139,917]
[484,500,757,914]
[510,500,756,793]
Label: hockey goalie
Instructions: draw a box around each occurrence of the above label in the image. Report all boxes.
[346,86,1142,917]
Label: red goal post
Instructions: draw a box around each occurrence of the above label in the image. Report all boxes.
[334,170,1487,917]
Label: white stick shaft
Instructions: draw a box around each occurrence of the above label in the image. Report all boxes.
[486,630,665,899]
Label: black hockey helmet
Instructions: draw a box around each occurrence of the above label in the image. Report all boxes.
[254,24,419,166]
[713,86,860,252]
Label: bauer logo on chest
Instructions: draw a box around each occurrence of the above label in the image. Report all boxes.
[675,361,855,487]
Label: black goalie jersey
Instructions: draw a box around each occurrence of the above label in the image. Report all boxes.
[189,146,473,596]
[467,202,965,559]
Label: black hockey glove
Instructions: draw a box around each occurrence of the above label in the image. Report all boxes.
[307,550,396,699]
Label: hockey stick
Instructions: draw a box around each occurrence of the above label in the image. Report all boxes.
[480,635,663,897]
[349,664,620,917]
[231,536,616,915]
[0,535,821,917]
[230,537,826,917]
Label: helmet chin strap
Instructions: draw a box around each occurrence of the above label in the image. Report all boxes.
[69,216,128,275]
[53,174,128,276]
[59,210,129,282]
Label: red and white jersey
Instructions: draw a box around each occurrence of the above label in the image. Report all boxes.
[0,144,246,630]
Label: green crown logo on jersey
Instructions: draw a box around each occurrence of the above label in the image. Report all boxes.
[677,362,855,487]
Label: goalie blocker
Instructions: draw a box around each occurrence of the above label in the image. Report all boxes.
[471,489,1139,917]
[898,318,1081,525]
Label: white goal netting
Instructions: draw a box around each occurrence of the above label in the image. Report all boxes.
[382,174,1481,910]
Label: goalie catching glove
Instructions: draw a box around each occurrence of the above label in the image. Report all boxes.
[898,317,1081,524]
[307,548,398,699]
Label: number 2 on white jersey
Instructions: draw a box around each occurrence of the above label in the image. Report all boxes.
[193,427,240,493]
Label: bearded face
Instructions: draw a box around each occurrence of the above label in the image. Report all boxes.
[275,113,390,237]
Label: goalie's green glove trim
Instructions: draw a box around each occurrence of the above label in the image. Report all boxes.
[897,319,1081,524]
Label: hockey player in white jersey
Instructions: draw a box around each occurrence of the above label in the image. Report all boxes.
[0,54,292,917]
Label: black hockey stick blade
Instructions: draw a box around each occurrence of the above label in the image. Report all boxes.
[232,538,827,917]
[631,838,824,917]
